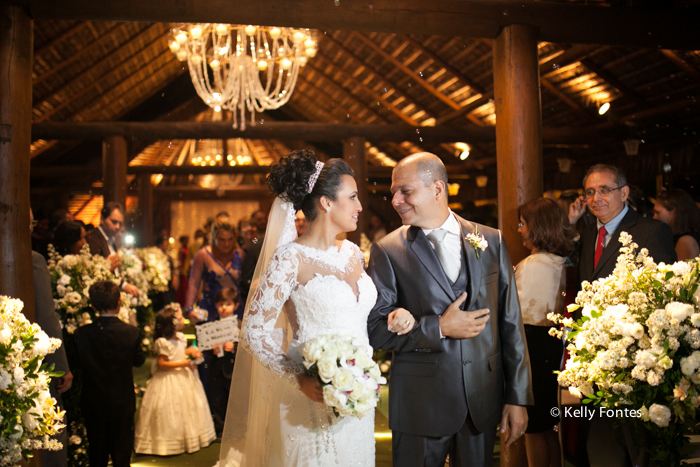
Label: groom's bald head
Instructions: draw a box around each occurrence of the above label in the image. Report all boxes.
[396,152,448,188]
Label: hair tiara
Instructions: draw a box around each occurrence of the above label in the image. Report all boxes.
[307,161,324,193]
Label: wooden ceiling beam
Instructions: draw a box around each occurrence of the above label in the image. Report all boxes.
[579,58,645,105]
[33,22,130,86]
[35,25,166,121]
[31,120,628,145]
[34,21,88,58]
[659,50,700,85]
[26,0,700,50]
[353,32,462,112]
[540,78,595,121]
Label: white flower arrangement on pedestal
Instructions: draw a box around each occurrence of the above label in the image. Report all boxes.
[136,247,171,294]
[548,232,700,466]
[301,334,386,419]
[0,296,65,466]
[47,244,134,333]
[118,248,151,309]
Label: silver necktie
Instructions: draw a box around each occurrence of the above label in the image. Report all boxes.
[427,228,459,283]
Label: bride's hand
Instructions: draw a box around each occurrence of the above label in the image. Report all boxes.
[388,308,416,335]
[297,374,324,403]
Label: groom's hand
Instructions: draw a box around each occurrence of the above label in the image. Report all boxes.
[439,292,490,339]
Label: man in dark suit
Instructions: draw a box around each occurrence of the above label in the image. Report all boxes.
[569,164,676,467]
[31,209,73,467]
[85,202,140,297]
[367,153,533,467]
[74,281,145,467]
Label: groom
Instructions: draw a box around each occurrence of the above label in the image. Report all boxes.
[368,153,533,467]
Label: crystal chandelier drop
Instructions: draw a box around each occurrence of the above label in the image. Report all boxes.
[169,24,317,130]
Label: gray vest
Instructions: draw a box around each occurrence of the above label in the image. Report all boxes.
[446,241,470,306]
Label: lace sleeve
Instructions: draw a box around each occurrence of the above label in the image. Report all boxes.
[347,240,366,268]
[241,245,301,386]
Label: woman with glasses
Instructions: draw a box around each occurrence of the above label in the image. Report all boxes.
[516,198,577,467]
[653,188,700,261]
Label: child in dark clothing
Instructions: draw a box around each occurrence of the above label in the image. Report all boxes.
[74,281,145,467]
[208,287,239,436]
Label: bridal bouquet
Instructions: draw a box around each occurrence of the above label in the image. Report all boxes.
[548,232,700,466]
[136,247,171,294]
[302,334,386,418]
[0,296,65,466]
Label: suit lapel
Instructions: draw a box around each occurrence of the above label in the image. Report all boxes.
[459,218,482,309]
[408,226,456,300]
[592,209,637,278]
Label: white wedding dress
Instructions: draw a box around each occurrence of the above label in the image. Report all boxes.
[238,239,378,467]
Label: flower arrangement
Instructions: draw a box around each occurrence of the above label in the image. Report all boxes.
[118,248,151,309]
[301,334,386,418]
[47,244,131,333]
[549,232,700,466]
[0,296,65,466]
[465,227,488,259]
[185,346,204,365]
[136,247,171,294]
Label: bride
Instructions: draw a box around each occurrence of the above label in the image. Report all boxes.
[218,150,415,467]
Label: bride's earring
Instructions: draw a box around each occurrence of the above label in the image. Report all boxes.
[326,207,331,213]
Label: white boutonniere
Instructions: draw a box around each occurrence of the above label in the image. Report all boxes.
[466,227,488,259]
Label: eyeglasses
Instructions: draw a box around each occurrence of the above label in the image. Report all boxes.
[518,222,524,228]
[584,186,624,199]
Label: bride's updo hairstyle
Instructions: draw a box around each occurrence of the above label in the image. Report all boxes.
[267,149,354,222]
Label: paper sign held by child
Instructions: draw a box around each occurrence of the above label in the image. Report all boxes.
[195,319,239,351]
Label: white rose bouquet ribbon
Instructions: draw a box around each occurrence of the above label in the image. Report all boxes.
[301,334,386,418]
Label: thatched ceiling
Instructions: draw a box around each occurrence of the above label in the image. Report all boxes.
[28,7,700,200]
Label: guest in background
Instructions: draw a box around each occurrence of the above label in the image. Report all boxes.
[240,211,268,303]
[516,198,577,467]
[31,209,73,467]
[151,236,178,312]
[52,221,87,256]
[251,209,269,239]
[237,219,258,251]
[31,209,50,253]
[295,211,309,236]
[368,213,387,242]
[74,281,145,467]
[176,235,190,306]
[627,184,653,218]
[134,306,215,455]
[206,287,239,437]
[186,218,245,399]
[653,188,700,261]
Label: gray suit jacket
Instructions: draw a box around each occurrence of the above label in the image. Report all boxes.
[367,216,533,437]
[33,251,70,374]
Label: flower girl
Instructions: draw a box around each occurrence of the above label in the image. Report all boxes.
[134,306,216,455]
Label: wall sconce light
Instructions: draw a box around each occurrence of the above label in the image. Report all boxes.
[598,102,610,115]
[623,139,641,156]
[557,157,573,173]
[476,175,488,188]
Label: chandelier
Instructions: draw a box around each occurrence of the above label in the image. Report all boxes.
[169,24,317,130]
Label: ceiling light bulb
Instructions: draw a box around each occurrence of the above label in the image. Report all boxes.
[269,27,281,39]
[210,59,221,69]
[257,60,268,71]
[169,41,180,53]
[214,105,221,112]
[304,38,316,48]
[292,30,306,44]
[216,24,228,35]
[176,50,187,62]
[175,31,188,44]
[598,102,610,115]
[245,25,256,36]
[298,56,308,67]
[305,47,317,57]
[281,58,292,70]
[190,25,203,40]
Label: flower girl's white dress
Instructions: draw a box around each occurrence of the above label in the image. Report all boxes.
[134,332,216,455]
[238,240,378,467]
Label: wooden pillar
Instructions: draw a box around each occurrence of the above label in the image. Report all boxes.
[493,24,543,267]
[139,174,154,247]
[343,137,367,245]
[102,136,128,208]
[0,2,36,323]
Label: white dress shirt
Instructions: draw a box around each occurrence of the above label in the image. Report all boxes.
[421,210,462,275]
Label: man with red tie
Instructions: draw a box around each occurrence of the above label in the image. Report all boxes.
[569,164,676,467]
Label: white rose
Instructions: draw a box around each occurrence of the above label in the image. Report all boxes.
[648,403,671,427]
[332,368,355,391]
[13,366,25,385]
[32,330,51,357]
[69,435,82,445]
[0,327,12,345]
[303,340,324,364]
[0,371,12,390]
[671,261,691,277]
[320,341,340,361]
[349,380,366,400]
[666,302,694,322]
[323,385,347,408]
[352,349,374,369]
[21,411,39,432]
[56,285,66,296]
[581,304,595,319]
[57,274,71,286]
[317,358,338,383]
[604,304,629,320]
[629,323,644,339]
[368,365,382,382]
